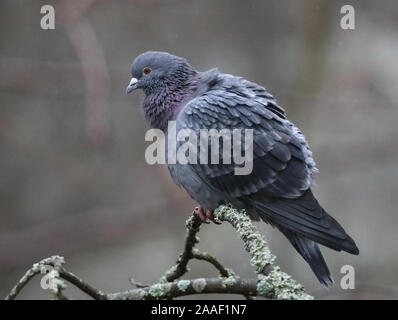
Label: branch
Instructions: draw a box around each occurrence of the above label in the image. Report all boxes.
[191,249,231,278]
[5,255,106,300]
[5,256,68,300]
[107,277,258,300]
[5,206,314,300]
[158,209,251,300]
[58,269,106,300]
[161,209,203,282]
[213,205,313,300]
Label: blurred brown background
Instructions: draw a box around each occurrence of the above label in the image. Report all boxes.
[1,0,397,299]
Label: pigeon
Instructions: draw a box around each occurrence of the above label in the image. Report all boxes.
[126,51,359,286]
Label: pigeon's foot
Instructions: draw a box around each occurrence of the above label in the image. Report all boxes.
[206,209,222,225]
[197,206,210,224]
[197,206,220,224]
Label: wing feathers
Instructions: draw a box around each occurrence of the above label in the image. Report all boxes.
[170,71,359,286]
[252,189,359,255]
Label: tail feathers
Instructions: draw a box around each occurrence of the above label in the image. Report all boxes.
[247,189,359,286]
[281,228,334,286]
[251,189,359,255]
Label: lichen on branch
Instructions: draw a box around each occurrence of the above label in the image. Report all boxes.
[4,205,313,300]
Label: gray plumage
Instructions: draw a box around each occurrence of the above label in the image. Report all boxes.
[127,51,359,286]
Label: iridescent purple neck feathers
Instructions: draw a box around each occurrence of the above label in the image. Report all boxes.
[141,64,200,131]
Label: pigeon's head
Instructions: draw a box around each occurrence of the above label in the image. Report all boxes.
[126,51,196,95]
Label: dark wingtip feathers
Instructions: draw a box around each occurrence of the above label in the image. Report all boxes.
[344,234,360,255]
[251,189,359,286]
[281,228,334,287]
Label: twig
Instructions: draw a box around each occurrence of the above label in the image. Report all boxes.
[191,250,253,300]
[213,205,276,275]
[214,205,313,300]
[161,208,203,282]
[58,269,106,300]
[5,262,43,300]
[129,277,148,288]
[5,256,67,300]
[160,208,250,299]
[5,205,314,300]
[5,255,106,300]
[191,249,230,278]
[107,277,259,300]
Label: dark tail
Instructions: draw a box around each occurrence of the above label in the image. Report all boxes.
[280,227,333,286]
[249,189,359,286]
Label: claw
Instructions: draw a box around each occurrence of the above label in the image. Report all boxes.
[197,206,210,224]
[206,210,221,224]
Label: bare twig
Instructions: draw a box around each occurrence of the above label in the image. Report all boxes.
[129,277,148,288]
[58,269,106,300]
[161,208,203,282]
[191,249,231,278]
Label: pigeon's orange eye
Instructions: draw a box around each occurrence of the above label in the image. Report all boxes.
[143,67,151,75]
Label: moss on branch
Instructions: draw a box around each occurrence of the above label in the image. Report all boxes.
[5,205,313,300]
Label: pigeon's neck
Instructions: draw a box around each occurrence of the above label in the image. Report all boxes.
[142,72,200,131]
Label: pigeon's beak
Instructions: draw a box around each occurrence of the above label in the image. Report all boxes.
[126,77,139,94]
